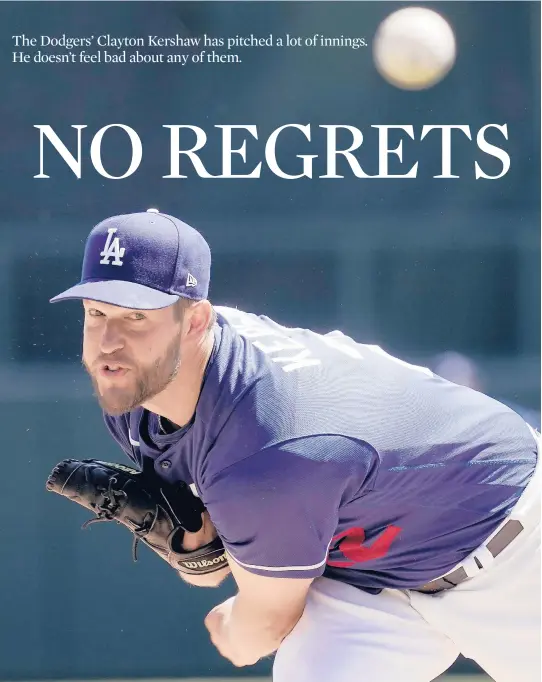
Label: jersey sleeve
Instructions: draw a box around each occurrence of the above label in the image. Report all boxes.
[203,435,374,578]
[102,413,138,465]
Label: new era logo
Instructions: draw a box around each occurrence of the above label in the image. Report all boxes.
[186,273,197,287]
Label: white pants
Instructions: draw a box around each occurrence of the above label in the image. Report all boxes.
[274,430,541,682]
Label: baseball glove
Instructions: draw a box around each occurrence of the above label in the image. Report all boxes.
[45,458,228,576]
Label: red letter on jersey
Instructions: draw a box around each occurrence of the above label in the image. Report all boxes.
[327,525,402,568]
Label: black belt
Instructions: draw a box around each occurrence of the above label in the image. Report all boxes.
[416,518,524,594]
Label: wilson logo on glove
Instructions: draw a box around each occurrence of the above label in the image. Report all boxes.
[182,554,229,570]
[46,458,227,576]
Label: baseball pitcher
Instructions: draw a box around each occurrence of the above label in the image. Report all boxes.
[47,210,540,682]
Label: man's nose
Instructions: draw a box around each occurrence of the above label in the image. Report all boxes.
[99,321,125,355]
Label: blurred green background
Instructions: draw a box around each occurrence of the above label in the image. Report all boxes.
[0,2,538,681]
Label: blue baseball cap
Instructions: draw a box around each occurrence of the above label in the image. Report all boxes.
[50,209,211,309]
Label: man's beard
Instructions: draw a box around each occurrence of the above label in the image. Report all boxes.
[83,333,181,416]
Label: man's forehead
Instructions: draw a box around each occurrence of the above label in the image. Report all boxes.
[82,299,150,314]
[81,299,180,322]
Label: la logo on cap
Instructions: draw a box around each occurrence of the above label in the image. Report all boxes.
[100,227,125,266]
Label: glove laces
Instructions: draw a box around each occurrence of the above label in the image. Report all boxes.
[81,476,156,561]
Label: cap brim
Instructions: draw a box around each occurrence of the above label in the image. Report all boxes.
[49,280,179,310]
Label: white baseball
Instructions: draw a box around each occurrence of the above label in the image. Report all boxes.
[373,7,457,90]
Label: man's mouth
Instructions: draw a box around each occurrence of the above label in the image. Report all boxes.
[98,363,130,377]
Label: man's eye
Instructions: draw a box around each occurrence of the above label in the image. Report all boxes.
[87,309,104,317]
[130,312,146,321]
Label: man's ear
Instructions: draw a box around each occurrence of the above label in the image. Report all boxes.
[185,300,214,337]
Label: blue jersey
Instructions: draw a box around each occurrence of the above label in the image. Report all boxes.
[105,307,538,593]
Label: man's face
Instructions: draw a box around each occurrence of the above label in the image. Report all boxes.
[82,300,183,415]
